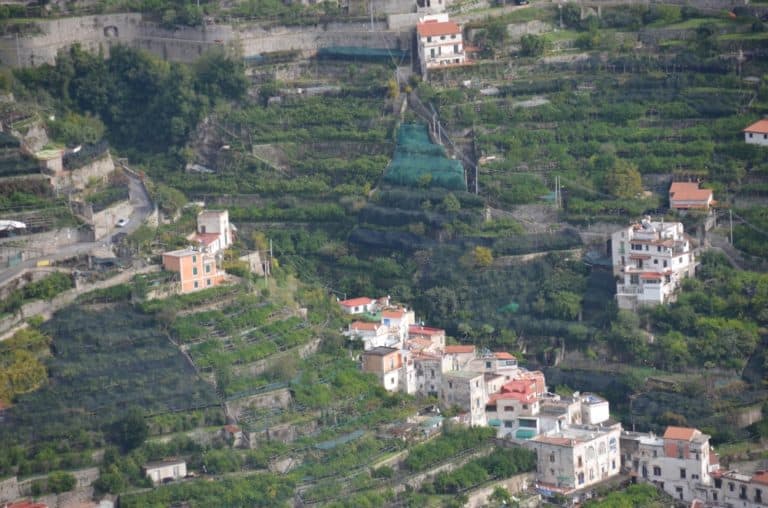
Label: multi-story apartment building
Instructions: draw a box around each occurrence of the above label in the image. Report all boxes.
[162,248,226,293]
[416,14,465,75]
[612,218,696,310]
[621,426,717,504]
[709,470,768,507]
[526,423,623,494]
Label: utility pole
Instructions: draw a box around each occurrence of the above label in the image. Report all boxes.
[729,209,733,245]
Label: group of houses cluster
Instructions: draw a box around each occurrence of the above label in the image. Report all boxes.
[160,209,233,294]
[609,179,718,311]
[340,297,767,506]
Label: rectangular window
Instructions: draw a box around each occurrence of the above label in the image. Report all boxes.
[740,486,747,500]
[192,255,197,263]
[193,267,198,275]
[486,361,492,368]
[454,44,459,53]
[756,489,762,503]
[712,492,717,501]
[503,420,513,428]
[680,468,686,479]
[729,482,735,492]
[206,279,211,286]
[653,466,661,476]
[193,281,198,289]
[504,406,514,412]
[205,264,211,273]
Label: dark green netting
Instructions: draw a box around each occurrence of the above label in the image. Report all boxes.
[383,123,466,191]
[317,46,409,63]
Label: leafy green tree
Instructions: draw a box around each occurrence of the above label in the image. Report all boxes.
[441,193,461,213]
[49,112,105,145]
[603,159,642,199]
[488,485,513,507]
[110,407,149,451]
[48,471,76,493]
[520,34,546,57]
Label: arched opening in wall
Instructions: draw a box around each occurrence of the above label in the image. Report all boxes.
[104,26,119,37]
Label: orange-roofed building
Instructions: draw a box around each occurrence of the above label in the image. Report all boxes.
[362,347,403,391]
[338,297,376,315]
[162,249,226,294]
[408,325,446,350]
[622,426,714,504]
[669,182,714,211]
[744,119,768,146]
[416,14,466,76]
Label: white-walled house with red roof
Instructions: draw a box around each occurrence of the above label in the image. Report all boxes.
[416,14,466,75]
[744,119,768,146]
[611,218,696,310]
[338,297,377,315]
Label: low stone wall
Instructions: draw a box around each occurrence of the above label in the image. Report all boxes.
[0,476,21,504]
[225,387,293,420]
[464,472,535,508]
[62,152,115,191]
[0,14,410,68]
[232,338,321,377]
[0,264,159,336]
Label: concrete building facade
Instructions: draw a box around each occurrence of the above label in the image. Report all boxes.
[416,14,465,75]
[612,218,696,310]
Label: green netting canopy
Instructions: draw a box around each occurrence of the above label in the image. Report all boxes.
[383,123,467,191]
[317,46,409,63]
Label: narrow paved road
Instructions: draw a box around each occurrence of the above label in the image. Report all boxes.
[0,171,153,286]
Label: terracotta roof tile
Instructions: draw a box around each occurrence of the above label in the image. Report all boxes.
[744,119,768,134]
[669,182,713,203]
[444,345,475,354]
[663,426,697,441]
[382,309,406,318]
[340,297,374,307]
[494,352,516,360]
[350,321,381,331]
[417,20,461,37]
[752,470,768,485]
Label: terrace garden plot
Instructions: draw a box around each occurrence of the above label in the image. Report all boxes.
[0,305,219,446]
[425,69,765,222]
[169,295,316,397]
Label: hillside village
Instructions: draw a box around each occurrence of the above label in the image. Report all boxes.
[0,0,768,505]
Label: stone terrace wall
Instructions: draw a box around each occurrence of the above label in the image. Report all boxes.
[0,14,410,68]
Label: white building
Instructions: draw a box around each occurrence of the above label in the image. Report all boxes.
[143,459,187,484]
[338,297,377,315]
[526,424,622,493]
[621,426,716,504]
[711,470,768,507]
[191,210,233,254]
[612,218,696,310]
[416,14,465,76]
[744,119,768,146]
[346,321,396,350]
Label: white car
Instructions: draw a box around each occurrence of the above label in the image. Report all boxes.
[116,218,129,227]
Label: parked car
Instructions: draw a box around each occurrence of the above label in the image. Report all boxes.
[116,218,129,227]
